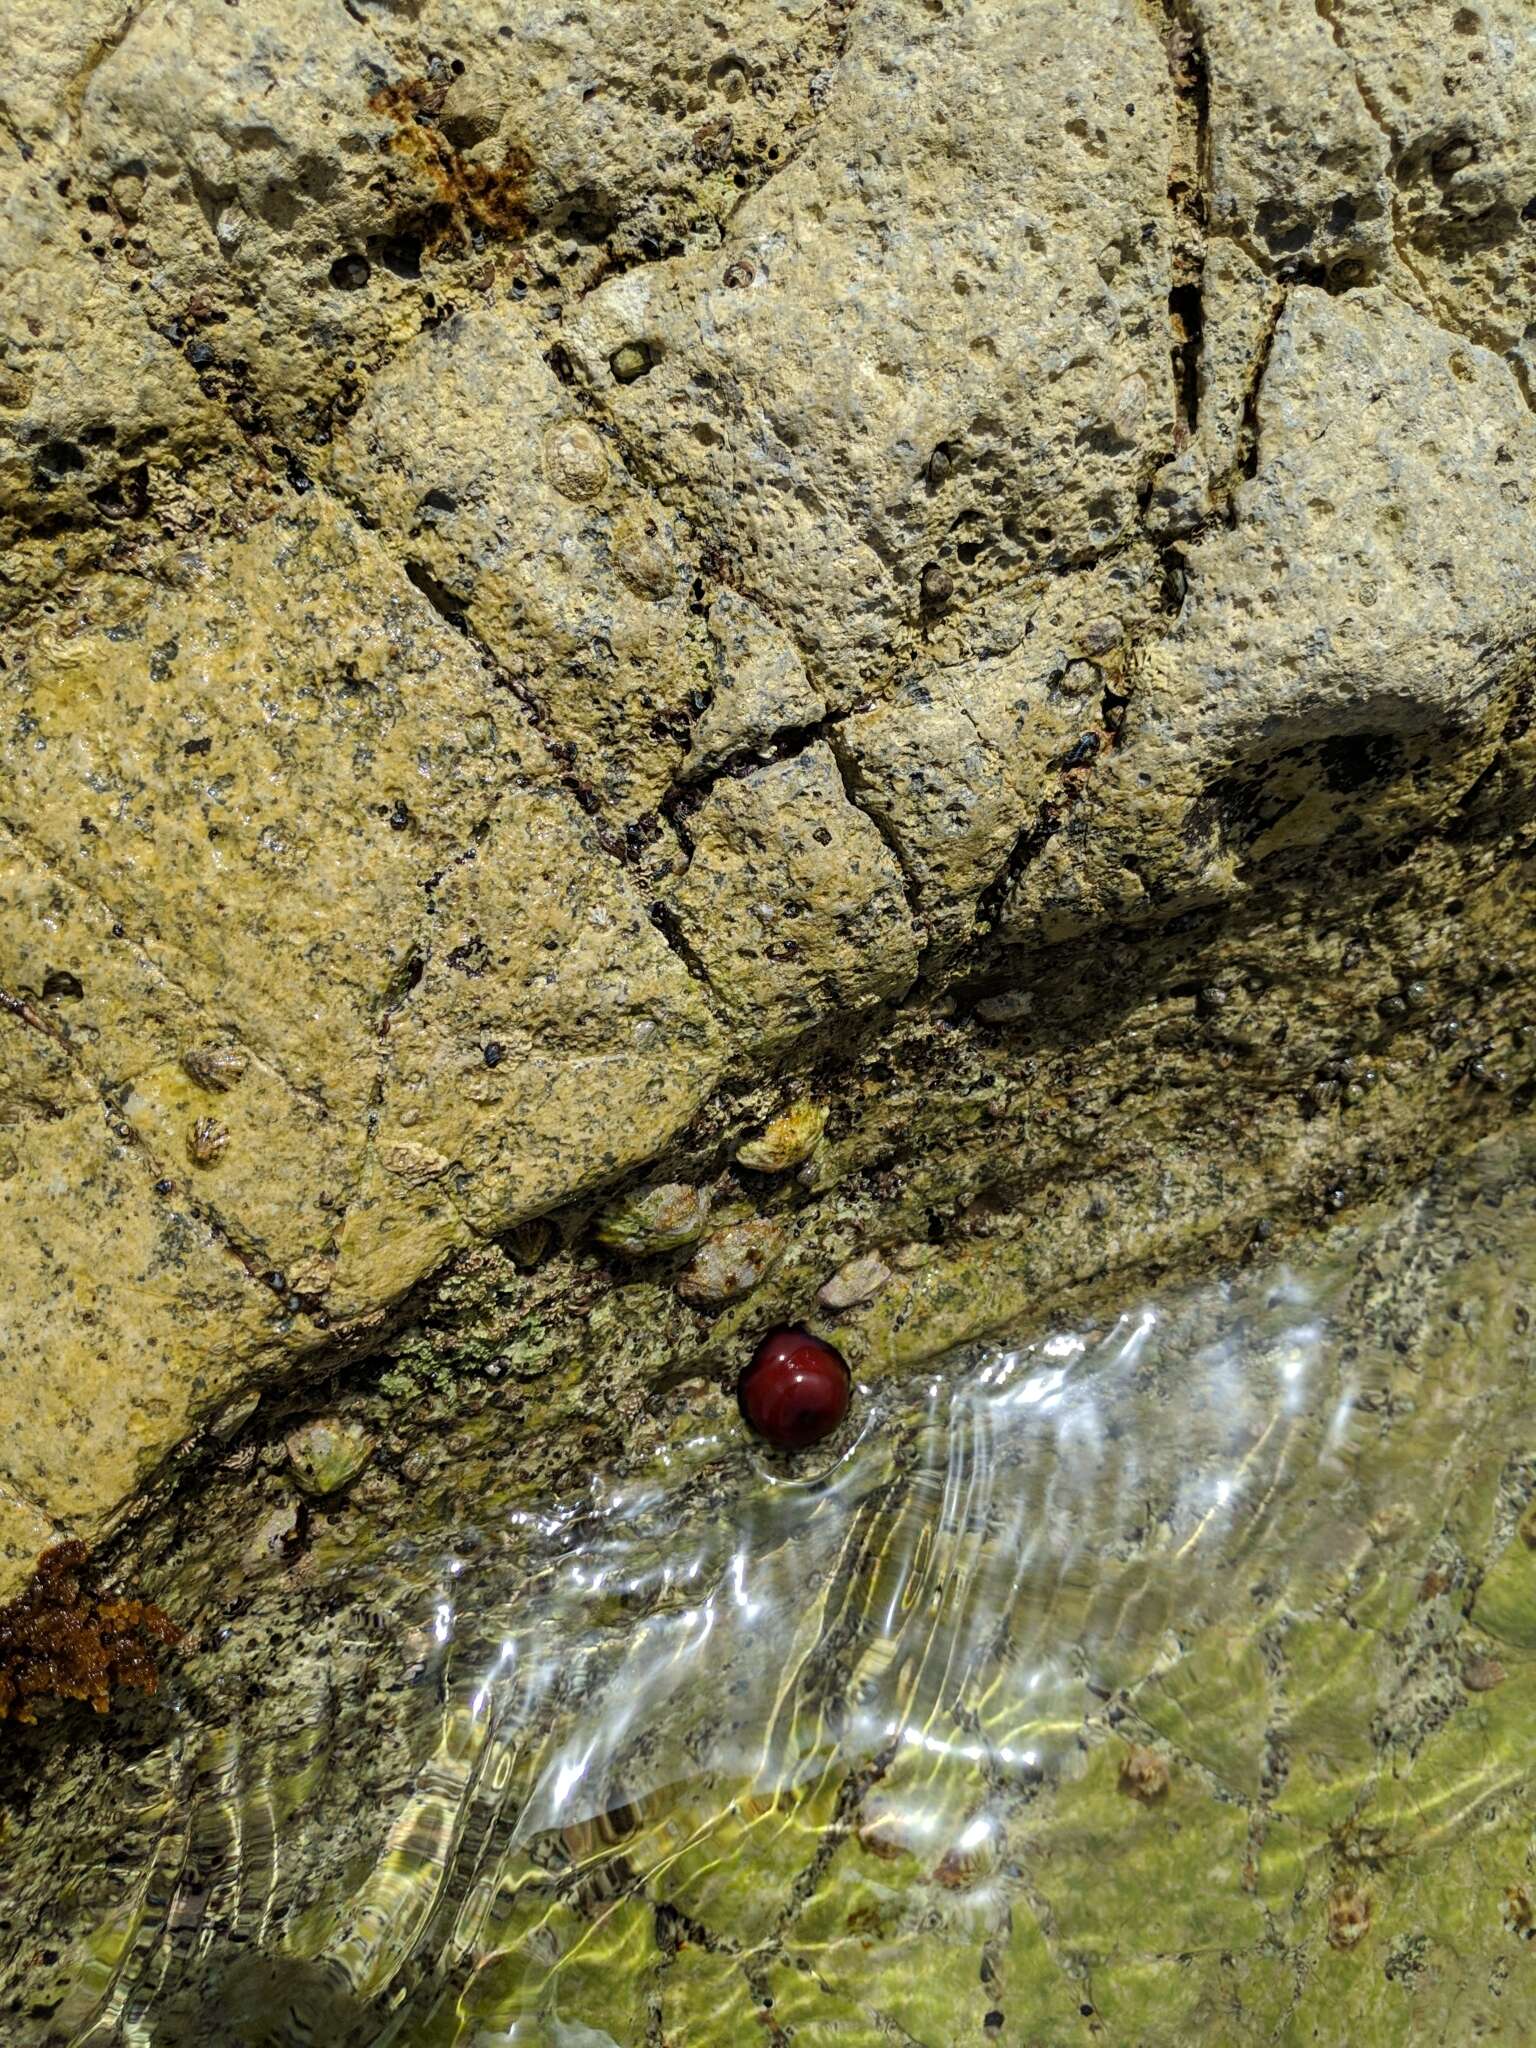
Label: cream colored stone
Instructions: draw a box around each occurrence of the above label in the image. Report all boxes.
[330,303,714,827]
[372,799,721,1237]
[818,1252,892,1312]
[668,743,918,1045]
[564,0,1174,688]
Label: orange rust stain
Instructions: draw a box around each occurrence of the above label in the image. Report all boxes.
[0,1541,181,1725]
[369,77,533,258]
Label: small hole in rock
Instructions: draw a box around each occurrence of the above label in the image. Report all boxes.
[329,252,371,290]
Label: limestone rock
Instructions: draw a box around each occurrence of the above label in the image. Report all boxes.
[563,0,1174,687]
[370,799,720,1237]
[842,549,1162,950]
[668,743,918,1045]
[1,169,225,584]
[0,3,130,147]
[330,302,713,830]
[686,590,826,780]
[1195,0,1394,281]
[1004,288,1536,943]
[1146,239,1284,536]
[0,1101,302,1542]
[71,0,438,440]
[1315,0,1536,387]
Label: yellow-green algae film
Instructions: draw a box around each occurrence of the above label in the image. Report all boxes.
[5,1123,1536,2046]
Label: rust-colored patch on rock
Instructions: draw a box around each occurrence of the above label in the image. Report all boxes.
[0,1542,180,1725]
[369,77,532,259]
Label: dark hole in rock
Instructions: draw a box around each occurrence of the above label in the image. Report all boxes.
[35,439,86,478]
[329,252,371,290]
[379,235,423,280]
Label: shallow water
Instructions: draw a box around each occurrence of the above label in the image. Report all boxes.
[6,1126,1536,2046]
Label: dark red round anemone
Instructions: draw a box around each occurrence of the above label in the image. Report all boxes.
[738,1328,850,1450]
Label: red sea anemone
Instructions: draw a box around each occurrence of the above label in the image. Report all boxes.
[738,1329,850,1450]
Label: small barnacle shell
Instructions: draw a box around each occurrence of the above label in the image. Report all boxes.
[507,1217,554,1269]
[919,561,953,610]
[736,1101,827,1173]
[612,506,676,601]
[285,1416,374,1497]
[817,1252,891,1313]
[1327,1884,1372,1951]
[379,1139,451,1185]
[1461,1654,1506,1693]
[610,341,653,385]
[676,1218,785,1306]
[1118,1746,1169,1802]
[543,419,610,503]
[596,1182,710,1257]
[181,1043,249,1092]
[187,1116,229,1168]
[932,1815,998,1889]
[856,1797,917,1861]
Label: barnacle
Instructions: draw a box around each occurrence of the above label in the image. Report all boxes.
[736,1101,827,1173]
[187,1116,230,1168]
[595,1182,710,1257]
[181,1044,249,1093]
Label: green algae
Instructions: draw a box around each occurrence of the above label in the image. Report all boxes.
[5,1126,1536,2045]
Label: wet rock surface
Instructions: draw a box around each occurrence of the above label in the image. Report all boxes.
[3,1126,1536,2043]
